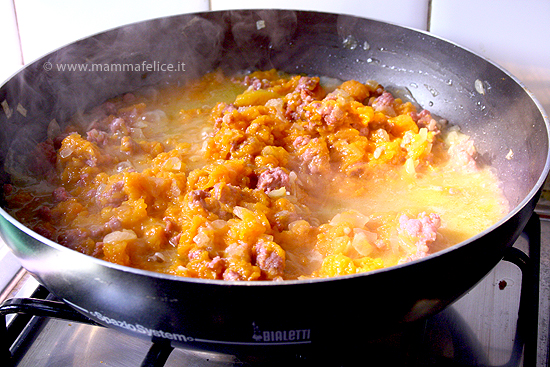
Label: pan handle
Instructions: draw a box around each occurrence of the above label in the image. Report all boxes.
[1,290,177,367]
[0,296,100,325]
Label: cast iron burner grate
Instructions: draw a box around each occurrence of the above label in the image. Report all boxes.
[0,214,541,367]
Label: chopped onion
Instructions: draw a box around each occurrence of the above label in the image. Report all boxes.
[116,160,133,172]
[405,158,416,175]
[201,127,213,139]
[170,183,181,197]
[130,127,145,139]
[150,252,166,262]
[354,228,377,242]
[375,129,390,142]
[211,219,228,229]
[373,146,384,159]
[505,149,514,160]
[233,206,246,220]
[141,109,166,124]
[288,220,309,233]
[352,231,374,256]
[133,120,147,128]
[419,127,428,141]
[289,171,297,182]
[96,183,106,195]
[103,229,137,243]
[1,100,12,118]
[330,210,369,228]
[267,187,287,198]
[16,103,27,117]
[193,231,211,246]
[163,157,182,171]
[474,79,485,95]
[307,250,323,268]
[59,146,74,159]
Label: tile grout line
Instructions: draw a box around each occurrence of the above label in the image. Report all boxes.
[426,0,432,32]
[11,0,25,65]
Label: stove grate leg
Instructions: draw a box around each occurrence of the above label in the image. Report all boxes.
[140,341,174,367]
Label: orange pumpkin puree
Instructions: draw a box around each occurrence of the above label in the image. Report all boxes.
[4,70,508,280]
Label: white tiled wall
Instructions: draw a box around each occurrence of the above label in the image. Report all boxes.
[430,0,550,116]
[2,0,550,110]
[14,0,210,63]
[0,0,22,83]
[210,0,430,30]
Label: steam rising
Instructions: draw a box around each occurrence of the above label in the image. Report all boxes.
[0,9,547,207]
[228,10,297,69]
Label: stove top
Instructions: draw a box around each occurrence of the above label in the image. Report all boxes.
[2,213,550,367]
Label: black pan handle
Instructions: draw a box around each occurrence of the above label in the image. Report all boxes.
[0,297,101,325]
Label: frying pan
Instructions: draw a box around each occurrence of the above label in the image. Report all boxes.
[0,9,548,358]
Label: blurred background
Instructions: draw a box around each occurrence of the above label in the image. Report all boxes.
[1,0,549,117]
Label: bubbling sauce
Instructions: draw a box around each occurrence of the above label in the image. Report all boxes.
[4,70,508,280]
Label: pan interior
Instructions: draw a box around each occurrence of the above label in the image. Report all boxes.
[0,9,548,281]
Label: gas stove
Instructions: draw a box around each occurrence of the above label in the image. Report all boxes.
[2,212,549,367]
